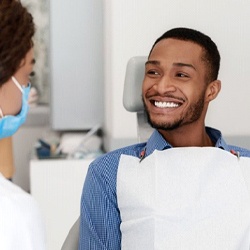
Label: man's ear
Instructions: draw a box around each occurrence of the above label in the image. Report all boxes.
[205,80,221,102]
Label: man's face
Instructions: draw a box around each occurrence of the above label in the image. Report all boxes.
[142,38,209,131]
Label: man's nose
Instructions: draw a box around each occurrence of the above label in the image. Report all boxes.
[154,76,176,94]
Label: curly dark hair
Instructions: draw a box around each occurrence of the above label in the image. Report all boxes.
[0,0,35,86]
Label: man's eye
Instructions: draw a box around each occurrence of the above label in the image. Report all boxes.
[176,73,188,78]
[147,70,159,75]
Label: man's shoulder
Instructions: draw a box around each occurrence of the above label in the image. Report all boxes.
[228,145,250,158]
[85,142,147,187]
[91,142,146,168]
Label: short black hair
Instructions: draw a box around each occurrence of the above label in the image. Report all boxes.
[149,27,220,83]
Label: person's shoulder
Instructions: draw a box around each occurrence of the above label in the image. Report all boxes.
[0,173,29,198]
[0,174,43,227]
[89,142,146,170]
[83,142,147,188]
[228,145,250,158]
[0,174,39,210]
[0,175,45,249]
[93,142,146,163]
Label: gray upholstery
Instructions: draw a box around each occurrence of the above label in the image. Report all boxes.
[123,56,147,112]
[123,56,153,142]
[61,217,80,250]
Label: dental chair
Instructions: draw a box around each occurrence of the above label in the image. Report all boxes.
[61,56,150,249]
[123,56,154,142]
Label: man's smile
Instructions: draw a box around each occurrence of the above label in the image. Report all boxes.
[148,96,185,110]
[153,101,181,108]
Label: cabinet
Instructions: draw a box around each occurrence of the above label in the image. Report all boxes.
[30,158,93,250]
[50,0,104,130]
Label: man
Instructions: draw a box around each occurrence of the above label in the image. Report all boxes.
[0,0,45,249]
[79,28,250,249]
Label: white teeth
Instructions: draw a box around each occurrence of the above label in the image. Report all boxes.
[154,101,179,108]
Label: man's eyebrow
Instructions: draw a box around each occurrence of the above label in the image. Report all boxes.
[145,60,160,66]
[145,61,196,71]
[173,62,196,71]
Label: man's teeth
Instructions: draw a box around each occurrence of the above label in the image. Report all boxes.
[154,101,179,108]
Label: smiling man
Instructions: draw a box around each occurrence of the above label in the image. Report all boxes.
[142,36,220,147]
[79,28,250,250]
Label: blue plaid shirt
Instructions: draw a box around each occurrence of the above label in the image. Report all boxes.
[79,127,250,250]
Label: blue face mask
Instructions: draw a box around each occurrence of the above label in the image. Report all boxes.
[0,76,31,139]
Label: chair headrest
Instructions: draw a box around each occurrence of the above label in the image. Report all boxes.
[123,56,147,112]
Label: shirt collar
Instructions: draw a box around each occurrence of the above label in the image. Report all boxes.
[145,130,171,156]
[206,126,230,151]
[145,127,230,157]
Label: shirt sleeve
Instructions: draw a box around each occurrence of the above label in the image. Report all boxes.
[79,160,121,250]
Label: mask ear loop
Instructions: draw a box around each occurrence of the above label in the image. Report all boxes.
[0,107,4,118]
[11,76,24,94]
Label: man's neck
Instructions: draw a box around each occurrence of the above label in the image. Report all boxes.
[159,125,214,148]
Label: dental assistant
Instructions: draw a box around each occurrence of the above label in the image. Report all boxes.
[0,0,45,249]
[79,28,250,249]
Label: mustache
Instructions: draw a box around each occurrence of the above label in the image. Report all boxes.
[144,93,186,103]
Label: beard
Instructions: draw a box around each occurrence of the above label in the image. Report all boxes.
[143,91,206,131]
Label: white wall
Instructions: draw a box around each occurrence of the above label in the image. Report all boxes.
[103,0,250,151]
